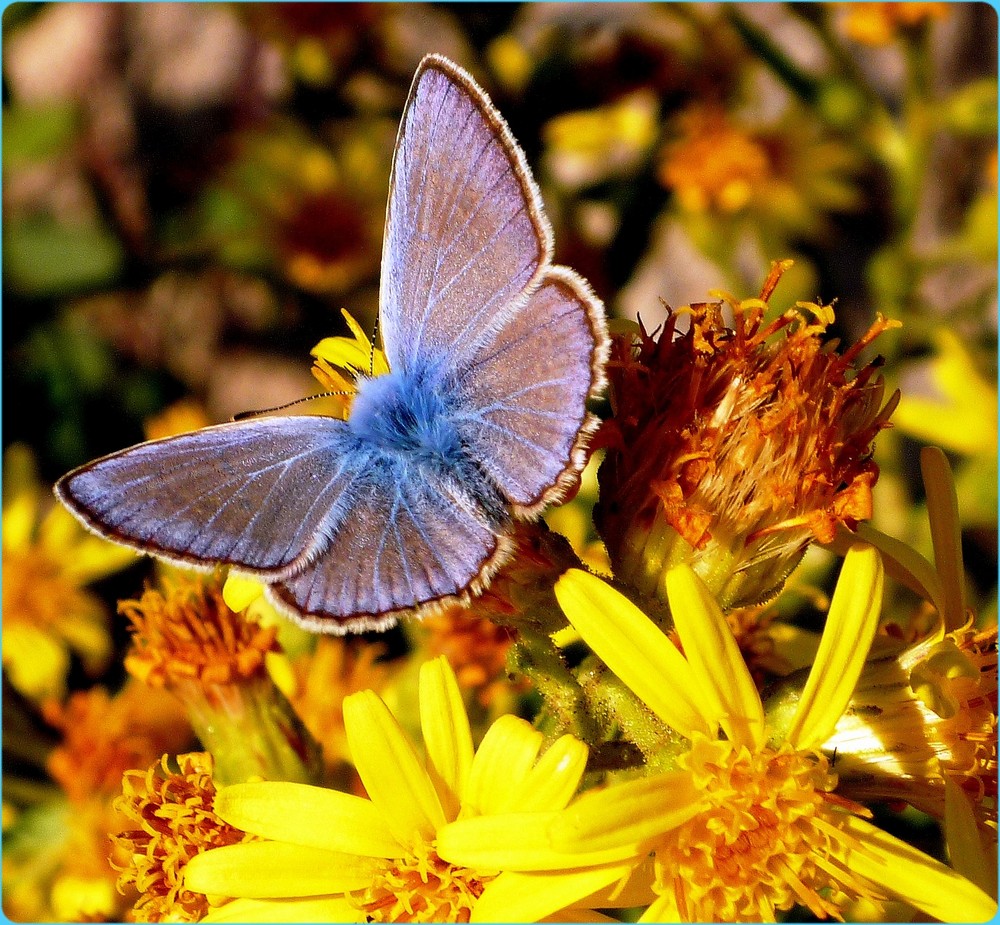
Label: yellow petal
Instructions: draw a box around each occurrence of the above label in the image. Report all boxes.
[944,776,997,898]
[921,447,967,633]
[843,815,997,922]
[553,908,626,923]
[202,896,361,923]
[2,623,69,701]
[438,812,635,871]
[472,865,634,924]
[855,522,945,624]
[584,856,657,908]
[419,657,473,821]
[184,842,378,897]
[637,890,681,922]
[550,772,701,856]
[786,545,884,750]
[343,689,445,845]
[52,606,111,670]
[223,574,266,613]
[508,734,588,813]
[2,490,37,552]
[42,509,135,582]
[665,565,764,750]
[464,714,542,815]
[213,782,403,858]
[554,569,713,739]
[893,329,998,456]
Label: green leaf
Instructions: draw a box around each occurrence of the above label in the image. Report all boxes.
[5,216,124,296]
[3,102,79,167]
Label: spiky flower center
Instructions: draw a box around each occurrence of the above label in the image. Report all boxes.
[656,737,867,922]
[351,840,495,924]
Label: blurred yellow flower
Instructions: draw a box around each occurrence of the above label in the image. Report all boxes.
[3,682,190,923]
[185,658,624,922]
[659,105,769,214]
[894,328,998,458]
[143,398,212,441]
[2,444,136,701]
[838,2,950,45]
[544,92,659,189]
[658,103,862,239]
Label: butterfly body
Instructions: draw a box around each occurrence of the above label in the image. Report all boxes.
[56,55,608,633]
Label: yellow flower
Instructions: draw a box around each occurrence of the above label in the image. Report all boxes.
[2,443,136,701]
[830,450,997,838]
[442,549,996,922]
[113,752,254,923]
[184,658,625,922]
[838,2,950,45]
[283,636,392,772]
[311,308,390,399]
[120,570,321,786]
[143,398,212,441]
[543,92,659,189]
[659,105,770,215]
[893,328,998,459]
[658,105,862,235]
[596,264,899,609]
[3,683,190,922]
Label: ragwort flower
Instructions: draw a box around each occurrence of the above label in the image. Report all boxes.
[113,752,252,923]
[441,548,996,922]
[183,657,623,922]
[596,263,899,609]
[2,444,135,700]
[826,449,998,833]
[121,570,321,786]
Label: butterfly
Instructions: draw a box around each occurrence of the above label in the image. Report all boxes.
[55,54,609,634]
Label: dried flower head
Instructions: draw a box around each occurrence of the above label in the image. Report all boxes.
[596,261,900,609]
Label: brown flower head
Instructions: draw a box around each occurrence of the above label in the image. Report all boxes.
[596,261,900,609]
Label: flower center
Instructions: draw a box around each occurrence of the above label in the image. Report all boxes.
[351,840,495,924]
[656,737,851,922]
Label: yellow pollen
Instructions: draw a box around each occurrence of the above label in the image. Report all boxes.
[656,737,870,922]
[351,840,496,924]
[112,753,251,923]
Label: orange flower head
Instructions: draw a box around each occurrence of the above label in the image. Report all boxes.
[121,571,278,691]
[596,261,900,609]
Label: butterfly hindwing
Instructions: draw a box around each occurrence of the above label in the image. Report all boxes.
[266,461,507,631]
[380,55,552,376]
[453,266,607,515]
[55,417,357,578]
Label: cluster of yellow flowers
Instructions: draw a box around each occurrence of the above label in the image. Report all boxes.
[4,264,995,924]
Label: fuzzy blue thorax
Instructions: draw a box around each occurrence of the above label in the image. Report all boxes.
[348,364,463,467]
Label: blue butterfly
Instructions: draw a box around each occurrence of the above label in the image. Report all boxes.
[56,54,608,634]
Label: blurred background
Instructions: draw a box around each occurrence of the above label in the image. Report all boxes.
[1,3,997,919]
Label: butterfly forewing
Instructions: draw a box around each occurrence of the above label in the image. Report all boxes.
[56,418,356,578]
[379,55,552,376]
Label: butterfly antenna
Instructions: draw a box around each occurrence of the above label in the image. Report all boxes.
[232,391,353,421]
